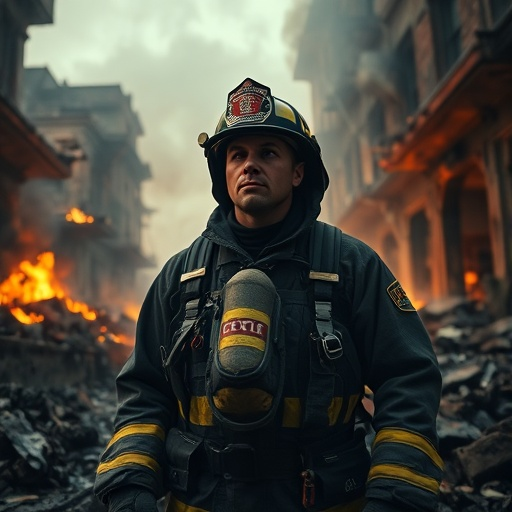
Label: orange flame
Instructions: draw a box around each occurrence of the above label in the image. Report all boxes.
[0,252,97,323]
[123,303,141,322]
[65,207,94,224]
[10,307,44,325]
[464,270,484,301]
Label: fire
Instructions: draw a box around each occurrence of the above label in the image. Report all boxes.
[10,308,44,325]
[0,252,97,323]
[65,207,94,224]
[123,303,141,322]
[464,270,484,300]
[97,326,131,345]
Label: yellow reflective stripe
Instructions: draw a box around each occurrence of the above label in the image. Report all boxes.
[97,452,160,475]
[189,396,213,426]
[166,494,364,512]
[106,423,165,450]
[321,495,366,511]
[167,495,208,512]
[368,463,440,494]
[222,307,269,324]
[343,394,361,424]
[178,400,185,419]
[282,397,301,428]
[328,397,343,426]
[274,98,297,123]
[374,428,444,470]
[213,387,272,414]
[185,394,362,429]
[219,334,265,351]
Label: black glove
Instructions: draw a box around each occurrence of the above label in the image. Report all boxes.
[107,487,158,512]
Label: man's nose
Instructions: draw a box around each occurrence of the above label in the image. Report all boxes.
[243,159,260,175]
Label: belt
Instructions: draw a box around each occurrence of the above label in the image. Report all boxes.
[204,442,302,481]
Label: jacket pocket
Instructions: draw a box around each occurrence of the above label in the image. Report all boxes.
[165,428,204,492]
[302,434,370,511]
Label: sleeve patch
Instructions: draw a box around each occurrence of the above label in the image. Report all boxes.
[387,280,416,312]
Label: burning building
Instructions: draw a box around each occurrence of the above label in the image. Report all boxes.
[0,0,70,280]
[19,67,155,316]
[294,0,512,314]
[0,2,153,385]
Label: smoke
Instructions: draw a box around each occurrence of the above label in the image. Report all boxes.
[24,0,314,308]
[282,0,312,71]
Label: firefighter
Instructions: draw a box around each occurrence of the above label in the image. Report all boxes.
[94,78,443,512]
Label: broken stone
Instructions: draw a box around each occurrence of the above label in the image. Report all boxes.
[0,410,49,473]
[437,415,482,453]
[454,430,512,486]
[441,362,483,392]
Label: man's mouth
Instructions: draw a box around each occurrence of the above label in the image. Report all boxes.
[238,181,265,191]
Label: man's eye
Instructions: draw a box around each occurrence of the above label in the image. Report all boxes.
[262,149,276,158]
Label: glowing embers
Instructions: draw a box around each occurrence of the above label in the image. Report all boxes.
[65,207,94,224]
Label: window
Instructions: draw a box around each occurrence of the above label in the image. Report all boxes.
[396,29,418,117]
[428,0,462,78]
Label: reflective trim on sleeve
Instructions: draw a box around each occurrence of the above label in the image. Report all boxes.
[97,452,161,475]
[374,428,444,470]
[368,463,440,494]
[105,423,165,450]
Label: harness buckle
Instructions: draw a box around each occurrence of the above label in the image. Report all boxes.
[321,332,343,360]
[207,443,257,480]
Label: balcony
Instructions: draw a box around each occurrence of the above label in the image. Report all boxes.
[379,10,512,172]
[0,95,70,181]
[26,0,54,25]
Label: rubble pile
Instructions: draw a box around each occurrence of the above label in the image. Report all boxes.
[0,296,511,511]
[420,297,512,511]
[0,382,115,511]
[0,297,134,388]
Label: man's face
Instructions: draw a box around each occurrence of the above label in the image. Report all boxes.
[225,134,304,228]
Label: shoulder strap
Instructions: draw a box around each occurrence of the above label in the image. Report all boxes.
[179,235,215,324]
[161,236,214,415]
[303,221,344,428]
[309,221,343,357]
[309,220,342,277]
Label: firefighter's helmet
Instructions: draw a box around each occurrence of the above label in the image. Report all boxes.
[198,78,329,208]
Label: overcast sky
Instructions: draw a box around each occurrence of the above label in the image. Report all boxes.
[25,0,312,292]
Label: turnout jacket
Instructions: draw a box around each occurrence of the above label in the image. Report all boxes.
[94,196,443,512]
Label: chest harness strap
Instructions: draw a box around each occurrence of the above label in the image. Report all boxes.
[303,221,344,428]
[161,235,214,420]
[166,222,345,429]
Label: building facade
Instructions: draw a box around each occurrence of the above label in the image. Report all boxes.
[20,68,154,312]
[295,0,512,313]
[0,0,70,279]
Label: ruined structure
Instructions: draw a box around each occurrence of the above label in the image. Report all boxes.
[20,68,154,311]
[295,0,512,313]
[0,1,152,385]
[0,0,70,279]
